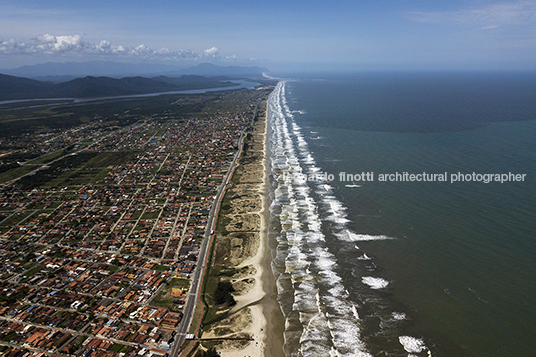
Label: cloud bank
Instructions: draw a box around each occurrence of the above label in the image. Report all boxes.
[0,34,230,62]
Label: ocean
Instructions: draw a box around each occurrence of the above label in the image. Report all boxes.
[266,72,536,357]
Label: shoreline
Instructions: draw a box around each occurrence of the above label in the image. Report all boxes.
[199,90,285,357]
[258,97,285,357]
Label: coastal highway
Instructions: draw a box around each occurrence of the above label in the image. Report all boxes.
[170,104,255,356]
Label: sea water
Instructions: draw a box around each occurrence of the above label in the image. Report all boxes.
[267,72,536,356]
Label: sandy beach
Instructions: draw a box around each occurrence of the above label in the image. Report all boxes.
[199,94,285,357]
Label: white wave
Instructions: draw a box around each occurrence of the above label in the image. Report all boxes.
[392,312,407,320]
[338,230,395,242]
[357,253,371,260]
[326,317,373,357]
[314,248,337,270]
[320,184,332,191]
[328,216,351,225]
[303,157,315,165]
[323,198,350,224]
[399,336,430,355]
[351,304,360,319]
[326,198,346,213]
[269,81,373,357]
[345,184,361,188]
[328,285,349,300]
[294,292,319,312]
[306,229,325,242]
[362,276,389,289]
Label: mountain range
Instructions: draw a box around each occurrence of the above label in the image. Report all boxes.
[1,61,269,81]
[0,62,270,101]
[0,74,242,101]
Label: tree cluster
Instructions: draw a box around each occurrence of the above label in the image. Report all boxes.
[214,280,236,306]
[195,347,219,357]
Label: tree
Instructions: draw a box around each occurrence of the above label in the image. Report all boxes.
[214,281,236,306]
[195,347,219,357]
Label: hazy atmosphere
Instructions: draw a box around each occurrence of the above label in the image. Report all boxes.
[2,0,536,71]
[1,2,536,357]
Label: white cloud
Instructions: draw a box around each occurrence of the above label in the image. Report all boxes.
[203,46,220,57]
[406,0,536,27]
[0,34,229,62]
[480,25,500,30]
[35,34,85,52]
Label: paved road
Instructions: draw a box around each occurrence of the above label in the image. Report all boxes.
[169,108,251,356]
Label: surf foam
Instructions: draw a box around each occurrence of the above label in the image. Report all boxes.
[362,276,389,289]
[269,81,373,356]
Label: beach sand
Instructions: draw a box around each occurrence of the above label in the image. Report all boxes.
[200,97,285,357]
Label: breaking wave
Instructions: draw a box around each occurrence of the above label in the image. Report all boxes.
[268,81,429,356]
[361,276,389,290]
[269,81,372,356]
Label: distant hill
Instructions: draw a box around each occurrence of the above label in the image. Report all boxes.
[0,73,240,101]
[52,76,181,98]
[1,61,268,79]
[2,61,178,79]
[0,74,55,100]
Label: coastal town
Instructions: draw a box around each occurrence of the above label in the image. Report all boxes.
[0,85,274,357]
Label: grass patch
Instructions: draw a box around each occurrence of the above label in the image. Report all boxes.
[3,150,141,189]
[188,303,204,335]
[0,165,36,184]
[17,152,99,190]
[209,266,237,278]
[25,150,65,165]
[106,265,120,273]
[150,277,190,310]
[152,264,167,272]
[0,210,34,226]
[23,265,42,277]
[201,273,234,327]
[110,343,127,353]
[141,210,161,220]
[67,335,89,354]
[85,151,141,168]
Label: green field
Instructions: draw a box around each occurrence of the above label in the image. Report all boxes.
[150,277,191,310]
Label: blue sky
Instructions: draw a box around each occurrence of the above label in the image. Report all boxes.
[1,0,535,71]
